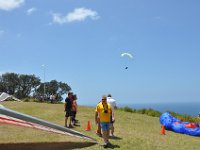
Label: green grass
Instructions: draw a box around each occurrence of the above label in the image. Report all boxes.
[1,102,200,150]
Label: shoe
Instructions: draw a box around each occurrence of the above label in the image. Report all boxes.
[73,123,80,126]
[103,143,108,148]
[68,124,73,128]
[107,142,114,148]
[110,134,115,137]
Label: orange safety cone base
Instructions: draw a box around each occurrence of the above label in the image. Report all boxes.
[85,120,91,131]
[161,125,165,135]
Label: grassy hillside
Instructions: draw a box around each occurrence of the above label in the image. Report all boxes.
[1,102,200,150]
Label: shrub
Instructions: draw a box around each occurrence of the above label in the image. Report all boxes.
[123,106,135,113]
[22,98,31,102]
[120,106,199,123]
[136,108,146,114]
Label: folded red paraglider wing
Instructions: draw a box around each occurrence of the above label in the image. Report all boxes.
[184,123,198,129]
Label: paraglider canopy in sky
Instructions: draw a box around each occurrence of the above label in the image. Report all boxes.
[121,52,133,59]
[121,52,133,69]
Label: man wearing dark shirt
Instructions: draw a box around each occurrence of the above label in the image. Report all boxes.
[64,92,73,128]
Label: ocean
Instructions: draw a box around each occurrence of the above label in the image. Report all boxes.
[118,102,200,117]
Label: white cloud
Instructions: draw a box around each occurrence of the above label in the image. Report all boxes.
[27,7,37,15]
[0,0,24,11]
[52,7,99,24]
[67,7,99,22]
[52,13,66,24]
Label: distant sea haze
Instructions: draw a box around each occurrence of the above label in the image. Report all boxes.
[118,102,200,117]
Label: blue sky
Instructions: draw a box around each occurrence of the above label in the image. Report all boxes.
[0,0,200,105]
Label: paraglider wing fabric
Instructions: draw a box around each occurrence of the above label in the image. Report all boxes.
[0,106,96,141]
[0,114,69,135]
[0,92,21,102]
[121,52,133,69]
[159,112,181,129]
[160,112,200,136]
[121,52,133,59]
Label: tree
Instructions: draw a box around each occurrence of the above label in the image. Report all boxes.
[0,76,5,92]
[0,73,19,95]
[0,72,71,101]
[47,80,59,95]
[15,74,40,99]
[34,80,71,102]
[57,81,71,101]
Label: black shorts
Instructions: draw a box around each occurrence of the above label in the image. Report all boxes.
[71,111,76,117]
[65,110,72,117]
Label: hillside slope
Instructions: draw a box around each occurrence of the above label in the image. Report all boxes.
[1,102,200,150]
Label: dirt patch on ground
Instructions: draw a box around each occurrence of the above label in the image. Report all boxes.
[0,141,96,150]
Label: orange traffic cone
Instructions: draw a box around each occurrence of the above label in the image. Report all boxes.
[161,125,165,135]
[85,120,91,131]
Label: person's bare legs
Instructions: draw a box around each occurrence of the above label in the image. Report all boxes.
[102,130,109,146]
[110,123,114,136]
[65,117,68,127]
[68,116,73,128]
[96,118,102,136]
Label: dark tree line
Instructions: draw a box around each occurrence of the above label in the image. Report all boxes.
[0,72,71,101]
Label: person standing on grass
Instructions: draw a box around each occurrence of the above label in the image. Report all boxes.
[95,95,113,148]
[71,94,78,126]
[64,92,73,128]
[107,94,117,137]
